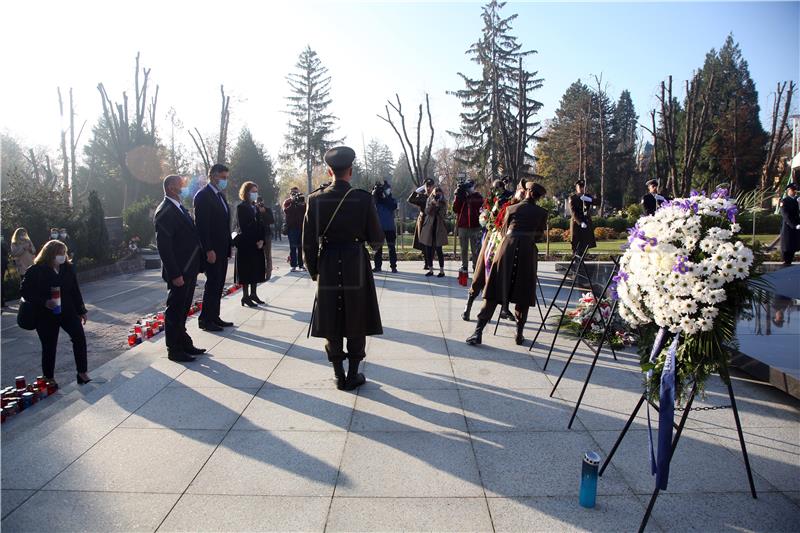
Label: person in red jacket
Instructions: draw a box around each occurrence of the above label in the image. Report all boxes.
[453,178,484,274]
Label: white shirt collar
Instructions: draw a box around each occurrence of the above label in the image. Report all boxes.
[209,182,220,195]
[166,196,183,210]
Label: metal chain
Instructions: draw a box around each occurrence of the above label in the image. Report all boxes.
[675,404,732,412]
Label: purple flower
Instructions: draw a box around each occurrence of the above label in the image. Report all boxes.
[672,255,690,274]
[725,205,738,222]
[711,188,729,200]
[610,271,628,301]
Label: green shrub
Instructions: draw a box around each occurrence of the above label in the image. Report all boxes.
[737,212,781,234]
[594,227,617,240]
[625,203,643,220]
[548,216,569,230]
[123,196,158,246]
[606,216,631,233]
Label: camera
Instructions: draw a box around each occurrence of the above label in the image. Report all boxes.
[290,190,305,205]
[455,172,474,197]
[372,181,385,198]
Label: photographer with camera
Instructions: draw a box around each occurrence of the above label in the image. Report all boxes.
[372,180,398,273]
[453,174,483,275]
[282,186,306,272]
[420,186,448,277]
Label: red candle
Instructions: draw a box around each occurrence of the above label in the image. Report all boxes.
[15,376,26,389]
[128,331,137,347]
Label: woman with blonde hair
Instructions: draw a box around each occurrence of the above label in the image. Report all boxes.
[234,181,267,307]
[10,227,36,274]
[420,186,448,277]
[20,240,91,387]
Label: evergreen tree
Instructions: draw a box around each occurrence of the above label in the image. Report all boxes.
[229,128,279,206]
[449,0,541,181]
[608,90,640,207]
[695,34,767,192]
[362,139,395,185]
[283,46,342,194]
[83,190,110,262]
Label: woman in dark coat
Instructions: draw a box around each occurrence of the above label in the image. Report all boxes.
[20,239,91,387]
[467,182,548,346]
[420,187,448,277]
[235,181,267,307]
[569,180,596,253]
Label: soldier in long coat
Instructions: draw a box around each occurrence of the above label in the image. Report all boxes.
[466,182,548,346]
[408,178,435,268]
[641,179,667,216]
[303,146,384,391]
[780,182,800,266]
[569,180,596,254]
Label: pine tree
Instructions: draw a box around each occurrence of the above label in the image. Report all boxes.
[229,129,279,206]
[608,90,640,207]
[695,34,767,192]
[449,0,541,181]
[362,139,395,185]
[284,46,342,194]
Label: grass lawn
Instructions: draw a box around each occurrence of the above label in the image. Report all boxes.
[391,233,779,256]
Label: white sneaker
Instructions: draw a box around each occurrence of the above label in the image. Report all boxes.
[291,266,297,272]
[299,266,306,271]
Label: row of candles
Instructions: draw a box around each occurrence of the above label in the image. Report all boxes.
[127,284,242,347]
[1,376,57,423]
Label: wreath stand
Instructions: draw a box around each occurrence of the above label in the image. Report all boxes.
[527,244,600,371]
[599,366,757,533]
[542,257,621,429]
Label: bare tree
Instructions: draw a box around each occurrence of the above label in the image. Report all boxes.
[97,52,159,210]
[189,85,231,175]
[592,74,609,213]
[378,93,434,187]
[57,87,86,206]
[761,81,796,196]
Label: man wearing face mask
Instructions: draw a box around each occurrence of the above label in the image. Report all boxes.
[154,175,206,362]
[59,228,75,260]
[193,163,234,332]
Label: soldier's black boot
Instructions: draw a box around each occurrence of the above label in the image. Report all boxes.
[515,322,526,345]
[332,361,346,390]
[461,294,476,321]
[344,358,366,391]
[499,303,515,321]
[466,318,489,345]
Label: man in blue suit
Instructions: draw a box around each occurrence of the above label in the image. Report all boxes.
[193,163,234,332]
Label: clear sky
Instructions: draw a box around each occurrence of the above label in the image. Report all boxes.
[1,0,798,174]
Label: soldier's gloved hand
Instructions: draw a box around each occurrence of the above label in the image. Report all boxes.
[796,224,800,230]
[581,222,588,229]
[415,185,426,194]
[580,195,592,202]
[654,194,666,201]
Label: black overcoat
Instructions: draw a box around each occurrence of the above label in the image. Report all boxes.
[20,262,87,319]
[193,184,232,258]
[154,198,203,283]
[780,195,800,254]
[569,194,597,252]
[484,199,547,308]
[235,201,267,284]
[303,180,384,338]
[407,191,428,252]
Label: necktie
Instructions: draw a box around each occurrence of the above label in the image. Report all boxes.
[179,205,193,223]
[218,192,228,213]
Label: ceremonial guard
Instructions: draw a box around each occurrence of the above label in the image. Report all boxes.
[780,182,800,266]
[641,179,666,216]
[303,146,384,391]
[569,180,596,253]
[466,182,548,346]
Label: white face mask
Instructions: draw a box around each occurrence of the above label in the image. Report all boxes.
[59,233,67,238]
[249,192,259,202]
[50,233,58,239]
[55,255,67,265]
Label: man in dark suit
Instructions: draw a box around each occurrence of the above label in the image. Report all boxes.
[194,163,234,332]
[154,175,206,362]
[303,146,384,391]
[641,179,666,216]
[780,183,800,266]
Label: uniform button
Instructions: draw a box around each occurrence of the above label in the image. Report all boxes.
[338,272,341,275]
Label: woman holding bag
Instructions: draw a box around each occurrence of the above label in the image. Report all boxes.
[235,182,267,307]
[20,240,91,387]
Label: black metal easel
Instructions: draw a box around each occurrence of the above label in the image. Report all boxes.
[527,244,598,371]
[598,368,757,533]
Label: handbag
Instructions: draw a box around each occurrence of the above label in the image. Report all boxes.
[17,297,36,330]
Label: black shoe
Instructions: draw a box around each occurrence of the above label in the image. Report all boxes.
[437,271,445,278]
[215,318,234,327]
[168,351,196,362]
[241,297,258,308]
[333,361,346,390]
[251,295,265,305]
[499,307,515,321]
[425,270,434,277]
[372,267,382,273]
[344,373,367,391]
[198,320,223,332]
[466,319,489,345]
[184,345,206,355]
[76,373,92,385]
[515,331,526,346]
[391,267,398,273]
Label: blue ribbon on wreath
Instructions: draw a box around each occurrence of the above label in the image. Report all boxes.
[646,328,679,490]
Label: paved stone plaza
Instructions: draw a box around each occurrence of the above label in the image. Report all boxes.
[2,263,799,532]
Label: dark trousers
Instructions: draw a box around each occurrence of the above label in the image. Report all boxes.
[477,299,529,325]
[783,251,795,265]
[374,230,397,270]
[36,312,87,379]
[325,336,366,363]
[425,246,444,269]
[165,273,198,352]
[288,227,303,267]
[200,257,228,322]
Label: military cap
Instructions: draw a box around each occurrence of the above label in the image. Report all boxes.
[575,179,586,187]
[645,179,658,187]
[424,177,435,186]
[324,146,356,171]
[787,182,798,191]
